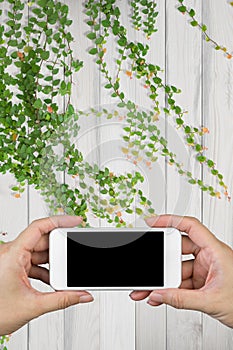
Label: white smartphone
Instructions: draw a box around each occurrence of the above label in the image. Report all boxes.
[49,227,182,290]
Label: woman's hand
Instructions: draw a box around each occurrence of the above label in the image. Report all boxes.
[130,214,233,328]
[0,216,93,336]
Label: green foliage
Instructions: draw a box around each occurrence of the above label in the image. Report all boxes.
[0,335,11,349]
[131,0,158,38]
[0,0,230,244]
[177,0,233,59]
[85,0,229,200]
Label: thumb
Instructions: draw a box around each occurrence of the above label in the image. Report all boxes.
[148,289,206,311]
[34,291,94,316]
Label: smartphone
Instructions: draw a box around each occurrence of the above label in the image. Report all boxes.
[49,227,181,290]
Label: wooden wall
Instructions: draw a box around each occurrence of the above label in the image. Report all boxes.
[1,1,233,349]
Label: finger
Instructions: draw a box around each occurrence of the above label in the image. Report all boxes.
[15,216,83,251]
[34,291,94,316]
[145,215,218,249]
[130,261,194,301]
[182,260,194,280]
[31,250,49,265]
[33,234,49,252]
[179,278,194,289]
[29,265,50,285]
[148,288,207,311]
[129,290,151,301]
[182,235,199,255]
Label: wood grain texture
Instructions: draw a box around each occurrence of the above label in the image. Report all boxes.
[28,189,65,350]
[134,0,167,348]
[0,1,233,349]
[27,0,66,343]
[166,0,203,349]
[99,292,135,350]
[64,1,101,349]
[97,2,136,349]
[202,1,233,348]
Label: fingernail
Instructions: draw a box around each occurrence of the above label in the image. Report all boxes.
[129,291,136,298]
[148,293,163,303]
[145,215,158,226]
[79,295,94,303]
[147,299,159,306]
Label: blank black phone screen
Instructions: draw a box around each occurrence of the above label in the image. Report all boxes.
[67,231,164,288]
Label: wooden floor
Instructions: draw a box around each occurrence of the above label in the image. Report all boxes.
[1,1,233,349]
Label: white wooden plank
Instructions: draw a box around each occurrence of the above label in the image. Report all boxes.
[99,292,135,350]
[0,174,28,350]
[63,1,101,349]
[27,0,69,345]
[134,0,167,348]
[202,1,233,348]
[28,189,64,350]
[97,2,136,349]
[166,0,203,349]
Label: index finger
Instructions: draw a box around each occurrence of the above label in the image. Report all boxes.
[15,216,83,251]
[145,214,219,249]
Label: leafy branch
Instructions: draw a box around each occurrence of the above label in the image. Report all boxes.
[85,0,230,200]
[177,0,233,59]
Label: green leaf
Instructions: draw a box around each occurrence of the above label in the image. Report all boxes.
[117,37,127,47]
[38,0,47,6]
[87,32,96,40]
[195,144,202,152]
[61,4,69,14]
[188,179,196,184]
[114,7,121,16]
[102,19,110,27]
[189,9,195,17]
[95,36,104,45]
[207,160,214,167]
[11,186,19,191]
[178,5,186,13]
[197,155,206,162]
[80,182,87,189]
[176,118,184,125]
[153,76,162,84]
[211,169,218,175]
[0,47,7,58]
[89,48,98,55]
[136,207,143,215]
[8,39,18,47]
[202,24,207,32]
[175,106,182,114]
[33,99,42,109]
[190,20,198,27]
[41,51,50,60]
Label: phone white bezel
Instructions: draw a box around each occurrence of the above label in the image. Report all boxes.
[49,227,181,290]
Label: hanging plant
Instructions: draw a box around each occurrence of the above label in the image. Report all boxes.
[85,0,230,200]
[177,0,233,59]
[0,0,230,234]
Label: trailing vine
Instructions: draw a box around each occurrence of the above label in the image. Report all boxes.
[0,0,231,241]
[177,0,233,59]
[85,0,230,200]
[0,0,156,229]
[0,0,231,343]
[131,0,158,38]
